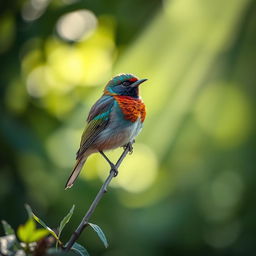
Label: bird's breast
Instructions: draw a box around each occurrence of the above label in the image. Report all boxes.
[113,96,146,123]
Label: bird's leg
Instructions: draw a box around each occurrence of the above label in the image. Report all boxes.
[123,140,134,154]
[99,151,118,176]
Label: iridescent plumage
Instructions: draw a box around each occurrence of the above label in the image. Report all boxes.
[65,74,147,189]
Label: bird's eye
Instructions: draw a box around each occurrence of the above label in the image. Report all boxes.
[122,81,130,86]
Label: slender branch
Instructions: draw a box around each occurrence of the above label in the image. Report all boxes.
[64,143,133,251]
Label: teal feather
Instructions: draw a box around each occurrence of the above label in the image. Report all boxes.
[93,111,111,121]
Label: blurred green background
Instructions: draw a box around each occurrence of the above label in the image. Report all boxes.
[0,0,255,255]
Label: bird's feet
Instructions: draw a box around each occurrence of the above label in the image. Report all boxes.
[109,162,118,177]
[99,150,118,177]
[123,141,134,154]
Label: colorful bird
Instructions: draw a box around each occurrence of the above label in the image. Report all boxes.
[65,73,147,189]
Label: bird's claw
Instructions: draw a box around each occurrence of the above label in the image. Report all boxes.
[110,163,118,177]
[127,142,134,154]
[113,169,118,177]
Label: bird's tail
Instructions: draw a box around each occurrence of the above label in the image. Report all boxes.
[65,157,87,189]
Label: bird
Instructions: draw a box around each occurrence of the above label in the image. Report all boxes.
[65,73,147,189]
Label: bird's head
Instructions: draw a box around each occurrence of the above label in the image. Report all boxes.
[104,73,147,98]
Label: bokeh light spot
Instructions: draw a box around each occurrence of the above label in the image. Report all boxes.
[80,153,102,180]
[204,221,241,249]
[48,46,87,88]
[199,170,244,222]
[26,65,49,97]
[5,80,28,113]
[46,128,81,168]
[56,10,97,42]
[21,0,49,21]
[210,171,244,210]
[194,83,252,147]
[96,144,158,193]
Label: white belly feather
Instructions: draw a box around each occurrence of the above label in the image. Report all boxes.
[95,117,142,151]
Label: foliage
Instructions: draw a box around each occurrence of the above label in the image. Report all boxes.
[0,205,108,256]
[70,243,90,256]
[88,223,108,249]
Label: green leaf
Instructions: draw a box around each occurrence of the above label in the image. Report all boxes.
[2,220,15,235]
[30,228,50,242]
[71,243,90,256]
[17,218,50,243]
[47,248,76,255]
[25,204,33,219]
[88,223,108,248]
[32,213,61,244]
[17,218,36,243]
[58,205,75,239]
[24,205,58,242]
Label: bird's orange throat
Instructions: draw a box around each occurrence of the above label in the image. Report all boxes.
[114,95,146,123]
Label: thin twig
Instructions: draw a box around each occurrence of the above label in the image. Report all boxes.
[64,143,132,251]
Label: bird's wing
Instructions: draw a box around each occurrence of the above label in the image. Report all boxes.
[76,96,114,159]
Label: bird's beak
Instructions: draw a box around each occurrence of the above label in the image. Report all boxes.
[131,78,148,87]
